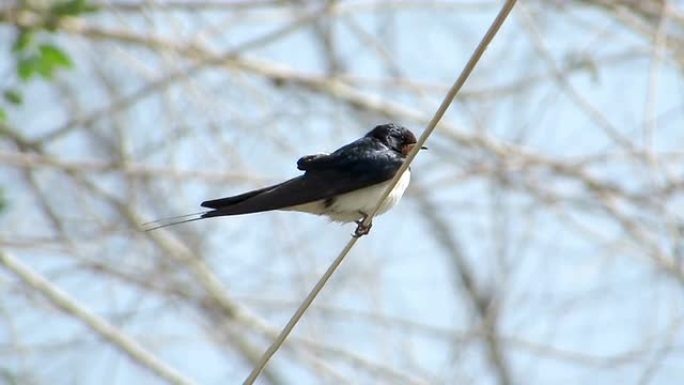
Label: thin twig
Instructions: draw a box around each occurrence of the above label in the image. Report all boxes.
[241,1,518,384]
[0,252,197,385]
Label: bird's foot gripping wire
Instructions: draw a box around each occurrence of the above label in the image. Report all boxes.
[353,211,373,238]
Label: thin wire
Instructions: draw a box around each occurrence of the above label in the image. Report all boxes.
[360,0,518,228]
[242,1,518,384]
[241,238,359,385]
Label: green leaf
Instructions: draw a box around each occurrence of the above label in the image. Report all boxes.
[3,89,23,105]
[0,109,7,124]
[39,44,73,68]
[12,29,34,53]
[16,45,73,81]
[50,0,99,17]
[17,55,40,81]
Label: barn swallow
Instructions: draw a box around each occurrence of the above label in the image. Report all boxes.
[144,123,424,236]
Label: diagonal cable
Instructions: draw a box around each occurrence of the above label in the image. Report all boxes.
[242,1,518,384]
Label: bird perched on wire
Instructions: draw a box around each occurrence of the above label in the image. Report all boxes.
[144,123,425,237]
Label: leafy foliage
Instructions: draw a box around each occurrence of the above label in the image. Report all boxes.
[16,44,73,81]
[1,0,97,122]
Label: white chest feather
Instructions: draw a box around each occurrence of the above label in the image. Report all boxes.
[286,170,411,222]
[327,169,410,221]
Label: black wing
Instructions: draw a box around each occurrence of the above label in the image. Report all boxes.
[201,137,403,218]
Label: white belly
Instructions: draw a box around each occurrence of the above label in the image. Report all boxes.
[288,170,410,222]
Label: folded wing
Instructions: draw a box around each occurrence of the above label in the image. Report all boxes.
[201,143,402,219]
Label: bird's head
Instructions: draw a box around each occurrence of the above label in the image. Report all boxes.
[366,123,426,157]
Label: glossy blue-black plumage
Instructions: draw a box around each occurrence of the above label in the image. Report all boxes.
[200,123,416,219]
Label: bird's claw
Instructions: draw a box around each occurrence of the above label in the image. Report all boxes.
[353,212,372,238]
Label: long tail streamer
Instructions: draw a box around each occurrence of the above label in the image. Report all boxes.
[141,211,209,231]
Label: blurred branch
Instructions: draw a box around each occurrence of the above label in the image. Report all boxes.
[413,183,512,385]
[242,1,518,384]
[2,0,684,383]
[575,0,684,66]
[0,150,260,183]
[0,251,197,385]
[519,3,635,150]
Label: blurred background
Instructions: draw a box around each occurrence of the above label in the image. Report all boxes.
[1,0,684,384]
